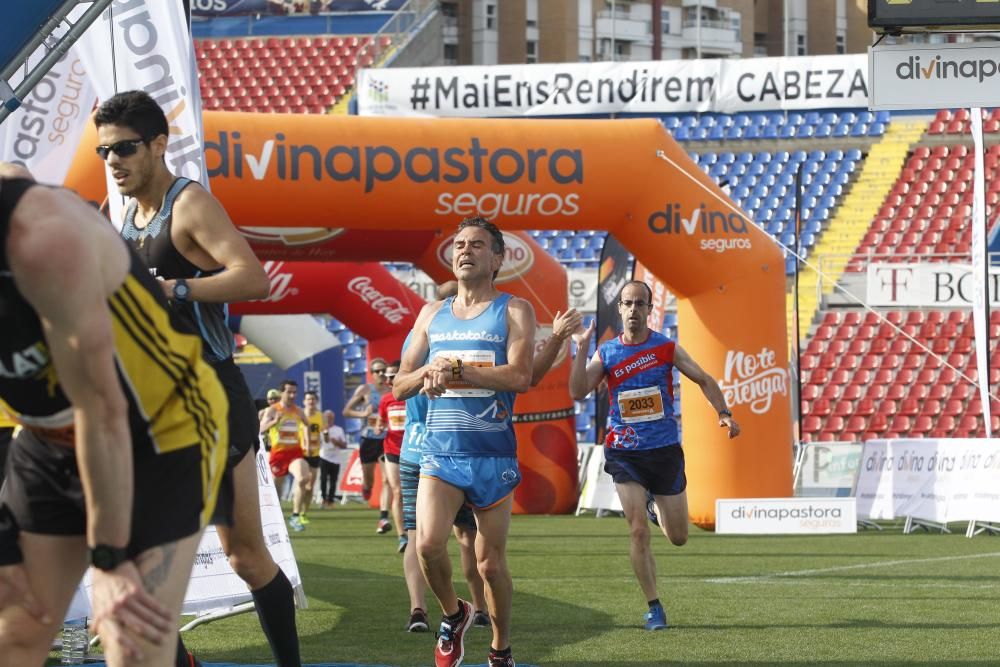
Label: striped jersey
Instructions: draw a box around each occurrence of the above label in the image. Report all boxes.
[423,294,517,457]
[400,332,427,464]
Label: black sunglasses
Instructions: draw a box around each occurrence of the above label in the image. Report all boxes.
[619,299,649,308]
[95,138,145,160]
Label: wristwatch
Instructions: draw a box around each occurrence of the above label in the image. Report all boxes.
[172,278,191,303]
[718,408,733,418]
[89,544,129,571]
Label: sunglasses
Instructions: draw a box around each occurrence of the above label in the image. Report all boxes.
[619,299,649,309]
[95,138,145,161]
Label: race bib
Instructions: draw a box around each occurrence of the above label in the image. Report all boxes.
[366,414,379,429]
[437,350,496,398]
[387,407,407,431]
[617,386,665,424]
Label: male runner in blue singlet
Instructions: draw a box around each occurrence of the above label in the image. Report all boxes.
[94,91,300,667]
[569,280,740,631]
[395,218,536,667]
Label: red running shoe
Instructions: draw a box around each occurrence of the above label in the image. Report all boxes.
[434,599,473,667]
[488,649,516,667]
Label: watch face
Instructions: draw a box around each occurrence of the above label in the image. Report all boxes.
[174,282,189,300]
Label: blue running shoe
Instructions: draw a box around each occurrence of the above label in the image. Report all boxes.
[288,515,305,532]
[644,603,668,631]
[646,491,659,527]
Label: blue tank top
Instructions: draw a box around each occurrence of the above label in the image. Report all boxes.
[400,332,428,464]
[599,331,679,450]
[423,294,517,457]
[360,383,385,440]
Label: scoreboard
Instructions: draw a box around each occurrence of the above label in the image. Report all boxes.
[868,0,1000,32]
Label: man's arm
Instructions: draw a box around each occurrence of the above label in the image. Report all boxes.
[342,385,372,418]
[673,345,741,439]
[531,308,582,386]
[163,185,269,303]
[393,301,442,400]
[259,406,279,434]
[568,321,606,400]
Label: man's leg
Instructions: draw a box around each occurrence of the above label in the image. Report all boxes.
[319,459,333,505]
[361,461,376,499]
[652,490,689,546]
[414,476,466,616]
[384,461,404,540]
[616,482,659,603]
[0,533,87,667]
[472,495,514,653]
[301,465,318,516]
[289,458,311,517]
[403,528,426,615]
[453,524,487,615]
[215,450,300,667]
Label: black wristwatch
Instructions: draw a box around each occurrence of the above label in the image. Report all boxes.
[89,544,129,571]
[718,408,733,418]
[172,278,191,303]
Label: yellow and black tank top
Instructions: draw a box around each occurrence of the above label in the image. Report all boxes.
[0,178,229,470]
[305,410,324,457]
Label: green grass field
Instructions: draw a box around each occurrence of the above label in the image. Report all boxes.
[158,505,1000,667]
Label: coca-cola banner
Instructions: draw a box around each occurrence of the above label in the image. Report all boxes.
[230,261,424,360]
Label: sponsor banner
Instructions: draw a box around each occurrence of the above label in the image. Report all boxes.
[795,442,862,497]
[358,54,867,117]
[303,370,321,404]
[192,0,404,16]
[567,267,598,312]
[243,227,437,263]
[866,262,1000,307]
[576,446,623,515]
[719,346,787,416]
[716,497,857,534]
[77,0,208,224]
[434,231,535,285]
[0,43,96,184]
[79,450,302,617]
[855,439,1000,524]
[645,199,754,254]
[870,41,1000,110]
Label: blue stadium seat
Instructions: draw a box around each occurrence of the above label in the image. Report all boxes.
[760,125,778,139]
[673,126,689,140]
[744,125,761,139]
[814,124,832,138]
[875,110,891,123]
[661,116,681,130]
[732,114,751,128]
[338,331,355,345]
[349,358,367,374]
[832,123,850,137]
[869,122,886,135]
[344,344,363,360]
[724,125,744,140]
[846,148,862,161]
[849,123,868,137]
[578,247,597,261]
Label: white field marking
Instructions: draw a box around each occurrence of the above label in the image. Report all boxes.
[703,551,1000,584]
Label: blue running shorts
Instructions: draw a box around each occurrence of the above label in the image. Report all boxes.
[419,453,521,510]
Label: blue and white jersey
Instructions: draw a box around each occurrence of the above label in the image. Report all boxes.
[360,383,385,440]
[400,332,428,464]
[599,331,679,451]
[422,294,517,457]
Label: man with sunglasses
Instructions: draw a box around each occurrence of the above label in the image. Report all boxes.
[344,357,393,533]
[93,91,301,667]
[569,280,740,632]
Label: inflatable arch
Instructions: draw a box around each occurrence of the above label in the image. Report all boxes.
[68,112,792,527]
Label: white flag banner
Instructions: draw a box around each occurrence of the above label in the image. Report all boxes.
[76,0,207,226]
[970,108,992,438]
[0,26,97,184]
[866,262,1000,307]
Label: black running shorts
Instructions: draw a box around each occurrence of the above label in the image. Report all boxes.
[2,429,210,557]
[603,445,686,496]
[359,437,384,464]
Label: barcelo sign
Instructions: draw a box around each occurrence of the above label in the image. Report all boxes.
[437,232,534,284]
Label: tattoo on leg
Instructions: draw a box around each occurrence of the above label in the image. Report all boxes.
[140,543,178,592]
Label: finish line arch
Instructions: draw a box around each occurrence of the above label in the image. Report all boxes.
[69,112,791,528]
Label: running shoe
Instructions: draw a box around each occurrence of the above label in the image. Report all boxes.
[488,650,515,667]
[644,602,668,631]
[362,486,372,501]
[646,491,659,527]
[435,599,473,667]
[407,608,429,633]
[299,513,310,525]
[377,518,392,534]
[288,515,305,532]
[398,534,409,553]
[473,610,490,627]
[181,650,203,667]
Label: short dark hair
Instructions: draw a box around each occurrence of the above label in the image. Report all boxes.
[280,379,298,390]
[619,280,653,304]
[93,90,168,142]
[303,390,318,399]
[457,215,505,256]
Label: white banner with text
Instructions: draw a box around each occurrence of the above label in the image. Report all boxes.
[866,262,1000,307]
[716,497,857,534]
[855,438,1000,524]
[359,54,868,117]
[870,41,1000,110]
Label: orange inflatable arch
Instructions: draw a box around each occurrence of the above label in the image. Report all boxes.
[69,112,792,528]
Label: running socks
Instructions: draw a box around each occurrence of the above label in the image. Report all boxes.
[252,569,302,667]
